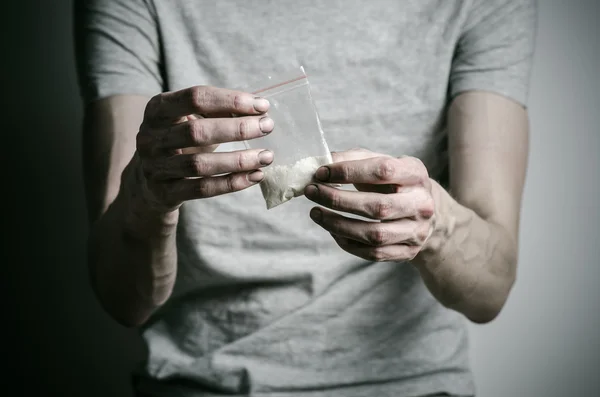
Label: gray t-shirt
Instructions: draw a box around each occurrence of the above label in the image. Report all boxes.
[75,1,536,396]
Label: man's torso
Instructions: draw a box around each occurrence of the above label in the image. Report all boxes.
[134,1,476,396]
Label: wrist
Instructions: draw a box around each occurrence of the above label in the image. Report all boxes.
[413,180,461,267]
[124,194,179,239]
[121,158,180,240]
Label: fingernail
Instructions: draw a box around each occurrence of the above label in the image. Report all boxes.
[316,166,330,181]
[253,97,270,112]
[258,150,274,166]
[247,170,263,183]
[305,184,318,198]
[259,117,274,134]
[310,208,323,223]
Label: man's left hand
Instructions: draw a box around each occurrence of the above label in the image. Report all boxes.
[305,148,435,262]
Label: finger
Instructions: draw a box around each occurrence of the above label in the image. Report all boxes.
[158,115,274,151]
[144,86,270,125]
[168,170,265,201]
[314,156,429,186]
[309,206,428,246]
[331,234,421,262]
[151,149,274,180]
[305,184,432,220]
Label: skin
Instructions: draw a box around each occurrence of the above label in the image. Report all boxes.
[84,87,527,327]
[84,87,275,326]
[304,91,529,323]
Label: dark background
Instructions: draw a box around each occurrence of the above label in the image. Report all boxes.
[3,0,143,395]
[2,1,599,396]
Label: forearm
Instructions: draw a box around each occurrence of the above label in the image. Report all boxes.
[87,159,178,327]
[413,180,518,323]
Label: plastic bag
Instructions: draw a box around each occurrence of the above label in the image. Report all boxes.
[244,66,333,209]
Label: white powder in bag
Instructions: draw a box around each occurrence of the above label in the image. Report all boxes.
[260,155,332,209]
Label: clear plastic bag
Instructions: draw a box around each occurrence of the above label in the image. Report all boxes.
[244,66,334,209]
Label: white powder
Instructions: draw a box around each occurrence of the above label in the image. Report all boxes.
[260,155,332,209]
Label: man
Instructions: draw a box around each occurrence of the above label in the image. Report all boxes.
[74,0,537,396]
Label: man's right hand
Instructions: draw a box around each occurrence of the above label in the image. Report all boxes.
[131,86,275,213]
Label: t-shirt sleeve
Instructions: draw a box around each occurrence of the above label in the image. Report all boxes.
[449,0,538,107]
[73,0,163,104]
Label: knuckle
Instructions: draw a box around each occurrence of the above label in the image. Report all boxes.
[224,174,235,193]
[418,197,435,219]
[223,174,240,192]
[417,175,430,187]
[137,127,163,156]
[337,165,351,181]
[189,155,208,175]
[328,190,342,209]
[147,94,162,107]
[232,94,244,111]
[237,119,251,140]
[415,227,430,244]
[189,120,207,145]
[375,158,397,181]
[229,175,248,191]
[415,159,428,175]
[367,227,389,246]
[368,247,388,262]
[236,152,252,170]
[194,179,212,198]
[372,198,394,219]
[404,156,429,180]
[191,85,210,110]
[410,223,431,245]
[144,94,162,116]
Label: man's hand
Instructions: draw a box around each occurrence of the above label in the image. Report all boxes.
[131,86,276,214]
[304,92,529,325]
[83,86,277,327]
[304,149,435,262]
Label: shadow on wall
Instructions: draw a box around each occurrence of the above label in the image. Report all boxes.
[3,1,143,396]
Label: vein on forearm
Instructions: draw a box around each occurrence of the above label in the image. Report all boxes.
[414,91,529,322]
[87,162,179,326]
[414,182,517,320]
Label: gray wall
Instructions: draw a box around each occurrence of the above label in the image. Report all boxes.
[468,1,600,396]
[3,1,598,396]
